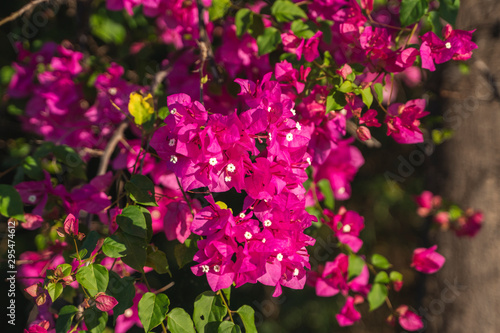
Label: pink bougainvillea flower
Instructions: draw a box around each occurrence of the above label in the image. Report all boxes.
[385,99,429,144]
[414,190,442,217]
[411,245,445,274]
[24,320,51,333]
[63,213,79,236]
[455,210,483,237]
[95,292,119,312]
[336,296,362,327]
[396,305,424,331]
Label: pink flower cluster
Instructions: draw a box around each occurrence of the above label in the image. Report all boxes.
[151,74,317,295]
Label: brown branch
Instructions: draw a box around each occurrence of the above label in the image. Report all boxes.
[97,121,128,176]
[0,0,50,27]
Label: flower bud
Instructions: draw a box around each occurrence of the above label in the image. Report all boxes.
[356,126,371,141]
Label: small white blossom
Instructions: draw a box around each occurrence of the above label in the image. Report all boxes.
[290,108,296,116]
[286,133,293,142]
[268,132,272,140]
[342,224,351,233]
[445,42,452,49]
[202,265,209,273]
[267,106,272,112]
[124,309,134,318]
[340,108,347,116]
[293,268,299,276]
[226,163,236,173]
[168,138,176,147]
[170,155,178,164]
[264,219,272,227]
[338,187,346,195]
[28,195,37,203]
[276,253,284,261]
[108,87,117,96]
[262,238,266,243]
[213,265,221,273]
[171,108,177,114]
[224,176,232,182]
[306,157,312,165]
[244,231,252,240]
[296,122,302,131]
[239,213,245,218]
[209,158,217,166]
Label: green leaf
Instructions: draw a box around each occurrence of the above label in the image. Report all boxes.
[236,305,257,333]
[167,308,196,333]
[75,264,109,297]
[23,156,44,180]
[374,271,390,284]
[113,231,147,272]
[248,14,265,39]
[389,271,403,282]
[427,11,444,38]
[361,86,373,108]
[145,248,170,274]
[290,19,316,39]
[81,230,100,260]
[138,292,170,333]
[102,236,127,258]
[235,8,252,37]
[129,92,155,125]
[0,66,15,85]
[367,283,388,311]
[47,282,63,302]
[0,185,24,221]
[117,205,148,239]
[209,0,232,21]
[218,322,242,333]
[448,204,463,220]
[438,0,460,25]
[257,27,282,56]
[338,81,353,93]
[56,305,78,333]
[399,0,428,27]
[90,10,126,44]
[373,83,384,104]
[158,106,170,120]
[84,307,108,333]
[348,254,365,279]
[107,272,135,323]
[317,179,335,211]
[56,263,73,277]
[271,0,307,22]
[125,174,158,206]
[326,91,346,112]
[193,291,227,332]
[371,254,392,269]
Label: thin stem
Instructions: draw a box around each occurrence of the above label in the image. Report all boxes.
[176,176,194,216]
[404,23,419,48]
[0,0,49,27]
[73,238,82,264]
[97,121,128,176]
[217,290,234,323]
[142,271,168,333]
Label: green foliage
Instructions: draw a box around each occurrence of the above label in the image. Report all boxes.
[107,272,136,323]
[317,179,335,211]
[290,19,316,39]
[175,238,198,269]
[367,283,388,311]
[361,86,373,108]
[371,254,392,269]
[438,0,460,25]
[102,236,127,258]
[373,83,384,104]
[145,246,170,274]
[117,205,148,239]
[56,305,79,333]
[84,307,108,333]
[125,174,158,206]
[167,308,196,333]
[209,0,232,21]
[400,0,428,27]
[374,271,390,284]
[0,184,24,221]
[76,264,109,297]
[348,254,365,279]
[390,271,403,282]
[236,305,257,333]
[90,9,126,44]
[257,27,282,55]
[111,231,147,271]
[271,0,307,23]
[47,282,63,302]
[138,292,170,333]
[193,291,227,332]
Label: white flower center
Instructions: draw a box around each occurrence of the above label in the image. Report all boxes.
[226,163,236,173]
[338,187,346,195]
[202,265,209,273]
[262,238,266,243]
[296,122,302,131]
[170,155,178,164]
[213,265,221,273]
[293,268,299,276]
[264,220,272,227]
[286,133,293,142]
[168,138,176,146]
[340,108,347,116]
[170,108,177,114]
[445,42,452,49]
[276,253,283,261]
[290,108,296,116]
[306,157,311,165]
[268,133,272,140]
[28,195,37,203]
[108,87,117,96]
[239,213,245,218]
[244,231,252,240]
[124,309,134,318]
[267,106,272,112]
[224,176,232,182]
[151,210,161,220]
[209,158,217,166]
[342,224,351,233]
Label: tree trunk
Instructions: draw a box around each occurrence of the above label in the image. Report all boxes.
[425,0,500,332]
